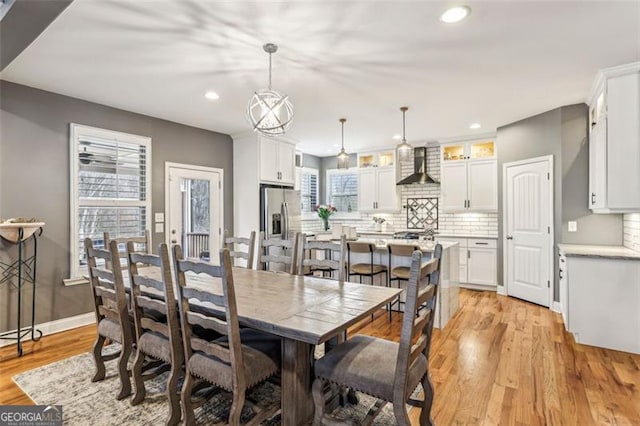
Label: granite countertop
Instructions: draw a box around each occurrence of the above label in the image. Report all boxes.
[435,232,498,239]
[558,244,640,261]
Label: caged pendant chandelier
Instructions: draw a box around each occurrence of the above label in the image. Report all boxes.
[396,106,412,162]
[336,118,349,169]
[247,43,294,136]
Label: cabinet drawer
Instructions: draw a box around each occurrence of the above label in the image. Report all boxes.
[468,238,497,249]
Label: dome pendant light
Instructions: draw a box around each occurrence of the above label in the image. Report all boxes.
[396,106,412,162]
[336,118,349,169]
[247,43,294,136]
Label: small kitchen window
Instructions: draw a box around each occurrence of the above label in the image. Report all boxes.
[67,124,151,284]
[326,169,358,215]
[297,167,318,213]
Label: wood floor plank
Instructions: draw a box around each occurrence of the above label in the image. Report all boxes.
[1,289,639,426]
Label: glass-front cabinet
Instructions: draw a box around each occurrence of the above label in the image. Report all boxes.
[358,150,395,168]
[442,140,495,162]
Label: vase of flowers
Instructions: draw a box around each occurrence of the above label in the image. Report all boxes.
[373,216,386,232]
[314,205,337,231]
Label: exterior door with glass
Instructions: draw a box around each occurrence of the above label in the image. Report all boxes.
[166,163,223,262]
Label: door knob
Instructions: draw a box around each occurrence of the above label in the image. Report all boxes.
[506,235,513,240]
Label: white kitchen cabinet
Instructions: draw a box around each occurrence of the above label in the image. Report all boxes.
[588,64,640,213]
[441,163,467,212]
[558,252,568,327]
[233,133,297,243]
[259,137,296,186]
[358,166,399,212]
[560,252,640,354]
[467,247,498,286]
[441,140,498,212]
[437,236,497,289]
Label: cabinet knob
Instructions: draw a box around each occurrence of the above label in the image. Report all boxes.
[591,192,596,205]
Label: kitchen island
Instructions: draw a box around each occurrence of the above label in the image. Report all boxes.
[312,234,460,329]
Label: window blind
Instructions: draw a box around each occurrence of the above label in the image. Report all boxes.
[299,169,318,212]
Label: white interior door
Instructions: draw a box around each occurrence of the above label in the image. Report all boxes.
[504,156,553,307]
[166,164,223,262]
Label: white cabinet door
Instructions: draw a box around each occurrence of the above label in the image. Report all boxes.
[606,72,640,210]
[441,162,468,212]
[358,169,377,212]
[468,160,497,211]
[278,142,296,186]
[375,167,398,211]
[259,138,279,183]
[589,121,607,209]
[467,248,497,286]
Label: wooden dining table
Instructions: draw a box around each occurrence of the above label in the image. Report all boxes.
[138,266,401,425]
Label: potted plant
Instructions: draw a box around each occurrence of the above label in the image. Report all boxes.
[314,205,337,231]
[373,216,386,232]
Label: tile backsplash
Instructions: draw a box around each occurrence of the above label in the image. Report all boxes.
[302,147,499,237]
[623,213,640,251]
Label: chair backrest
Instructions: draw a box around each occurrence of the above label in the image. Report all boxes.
[104,231,150,268]
[127,242,183,365]
[346,241,375,254]
[388,243,421,258]
[258,231,300,274]
[297,234,346,281]
[85,239,132,344]
[393,248,440,402]
[224,230,256,269]
[173,245,247,392]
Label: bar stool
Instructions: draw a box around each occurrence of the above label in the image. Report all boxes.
[388,243,422,319]
[347,242,389,321]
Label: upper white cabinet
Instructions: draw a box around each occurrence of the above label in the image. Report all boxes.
[440,139,498,212]
[357,150,399,212]
[588,63,640,213]
[259,137,296,186]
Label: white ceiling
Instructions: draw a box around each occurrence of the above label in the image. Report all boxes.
[2,0,639,156]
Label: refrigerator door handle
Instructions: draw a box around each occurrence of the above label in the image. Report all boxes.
[281,201,289,239]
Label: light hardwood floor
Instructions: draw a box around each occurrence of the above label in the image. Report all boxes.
[2,289,639,425]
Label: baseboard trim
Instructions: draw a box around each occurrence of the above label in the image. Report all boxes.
[551,301,562,314]
[497,286,507,296]
[461,283,497,292]
[0,312,95,348]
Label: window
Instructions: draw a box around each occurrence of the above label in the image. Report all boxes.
[297,167,318,213]
[326,169,358,214]
[68,124,151,283]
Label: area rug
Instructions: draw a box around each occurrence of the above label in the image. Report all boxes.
[12,348,411,425]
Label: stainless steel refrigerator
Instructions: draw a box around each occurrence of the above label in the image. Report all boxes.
[260,184,302,240]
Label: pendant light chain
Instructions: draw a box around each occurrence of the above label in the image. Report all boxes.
[268,51,272,90]
[402,108,406,142]
[341,119,345,149]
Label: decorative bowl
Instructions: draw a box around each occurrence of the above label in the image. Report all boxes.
[0,221,45,243]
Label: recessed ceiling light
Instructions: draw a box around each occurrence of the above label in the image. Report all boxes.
[470,123,481,129]
[392,134,402,140]
[440,5,471,23]
[204,91,220,100]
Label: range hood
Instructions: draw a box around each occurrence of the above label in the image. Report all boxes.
[397,147,439,185]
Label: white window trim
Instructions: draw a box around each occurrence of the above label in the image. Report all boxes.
[298,167,319,219]
[66,123,152,285]
[326,168,361,219]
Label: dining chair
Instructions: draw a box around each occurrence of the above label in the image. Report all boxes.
[173,245,282,425]
[312,248,441,426]
[127,242,182,425]
[387,243,422,321]
[258,231,300,274]
[104,230,150,269]
[297,234,346,281]
[85,238,134,400]
[224,229,257,269]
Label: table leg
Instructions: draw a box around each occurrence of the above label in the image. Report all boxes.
[281,338,314,426]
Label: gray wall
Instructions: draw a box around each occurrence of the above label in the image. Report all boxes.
[497,103,622,301]
[560,104,622,244]
[0,81,233,332]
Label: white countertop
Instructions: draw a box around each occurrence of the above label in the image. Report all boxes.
[558,244,640,260]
